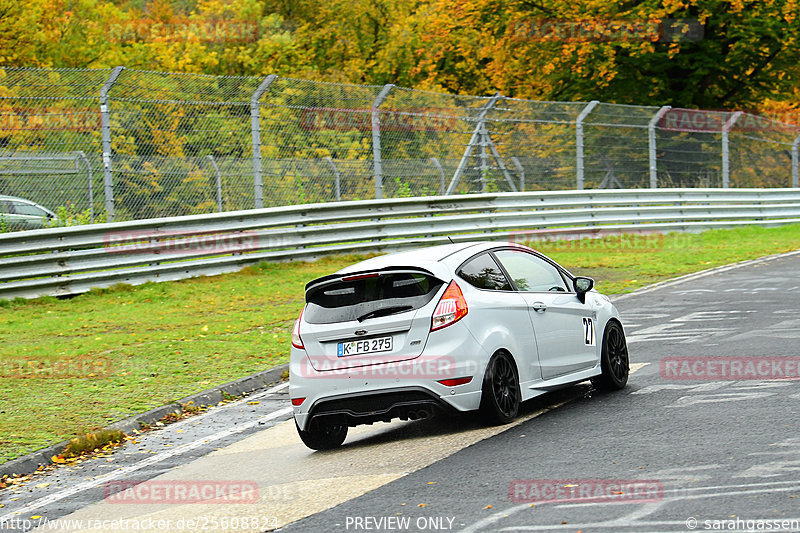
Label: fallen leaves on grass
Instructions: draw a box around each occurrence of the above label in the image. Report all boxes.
[62,430,125,458]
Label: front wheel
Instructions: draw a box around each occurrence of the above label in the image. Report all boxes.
[591,320,629,390]
[479,351,521,425]
[296,419,348,450]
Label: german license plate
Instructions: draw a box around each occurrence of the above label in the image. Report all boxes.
[337,336,393,357]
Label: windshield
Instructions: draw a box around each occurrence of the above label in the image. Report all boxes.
[304,272,444,324]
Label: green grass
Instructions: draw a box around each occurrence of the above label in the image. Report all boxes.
[1,225,800,464]
[532,225,800,294]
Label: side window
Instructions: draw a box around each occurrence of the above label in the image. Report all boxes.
[494,250,568,292]
[13,203,48,217]
[457,253,512,291]
[1,201,15,214]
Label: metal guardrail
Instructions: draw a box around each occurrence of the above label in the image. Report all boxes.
[2,188,800,300]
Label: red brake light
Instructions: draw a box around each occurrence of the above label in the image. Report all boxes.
[291,397,305,406]
[431,280,468,331]
[438,377,473,387]
[291,309,305,349]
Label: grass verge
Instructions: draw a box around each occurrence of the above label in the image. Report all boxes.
[2,225,799,463]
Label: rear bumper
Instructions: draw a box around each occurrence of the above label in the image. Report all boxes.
[303,387,459,428]
[290,321,488,431]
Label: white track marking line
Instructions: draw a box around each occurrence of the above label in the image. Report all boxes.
[224,381,289,406]
[612,249,800,302]
[253,381,289,397]
[463,480,800,532]
[0,407,292,522]
[121,380,290,434]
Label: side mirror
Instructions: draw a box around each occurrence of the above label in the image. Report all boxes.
[574,276,594,303]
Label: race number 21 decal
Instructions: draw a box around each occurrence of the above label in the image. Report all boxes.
[582,317,596,346]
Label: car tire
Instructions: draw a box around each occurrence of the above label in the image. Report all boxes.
[479,351,521,425]
[591,320,629,390]
[295,419,348,450]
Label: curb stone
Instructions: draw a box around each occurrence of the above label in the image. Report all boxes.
[0,364,289,479]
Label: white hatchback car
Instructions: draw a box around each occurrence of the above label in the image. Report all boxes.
[289,242,629,450]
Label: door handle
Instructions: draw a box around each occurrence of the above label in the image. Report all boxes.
[532,302,547,313]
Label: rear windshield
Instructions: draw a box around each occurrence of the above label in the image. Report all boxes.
[304,272,444,324]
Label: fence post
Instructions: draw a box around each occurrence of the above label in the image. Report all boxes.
[447,93,502,194]
[206,155,223,212]
[430,157,445,195]
[575,100,599,190]
[721,111,743,188]
[325,157,341,201]
[482,123,517,192]
[74,151,93,222]
[511,157,525,191]
[792,134,800,188]
[648,106,671,188]
[371,84,394,200]
[250,75,278,209]
[479,123,489,192]
[100,66,124,222]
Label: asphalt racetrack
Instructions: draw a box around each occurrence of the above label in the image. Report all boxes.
[1,251,798,533]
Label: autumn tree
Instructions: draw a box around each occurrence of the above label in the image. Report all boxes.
[411,0,800,109]
[3,0,800,110]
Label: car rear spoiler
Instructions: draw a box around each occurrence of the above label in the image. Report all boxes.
[304,266,439,293]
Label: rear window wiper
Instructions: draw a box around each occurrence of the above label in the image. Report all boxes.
[357,305,414,322]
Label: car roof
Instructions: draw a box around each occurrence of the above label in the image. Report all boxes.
[332,240,537,278]
[0,195,39,205]
[335,242,482,275]
[306,240,573,292]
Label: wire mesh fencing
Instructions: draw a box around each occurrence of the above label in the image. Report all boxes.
[1,66,799,225]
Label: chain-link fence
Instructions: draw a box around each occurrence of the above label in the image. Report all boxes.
[1,66,799,224]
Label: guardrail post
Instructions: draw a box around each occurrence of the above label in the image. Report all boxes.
[447,93,502,194]
[206,155,223,212]
[325,157,341,201]
[575,100,599,190]
[73,151,94,222]
[100,66,124,222]
[648,106,671,188]
[721,111,743,188]
[430,157,445,195]
[250,75,278,209]
[792,134,800,188]
[371,84,394,200]
[511,157,525,191]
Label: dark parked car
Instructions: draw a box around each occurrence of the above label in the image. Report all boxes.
[0,195,59,231]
